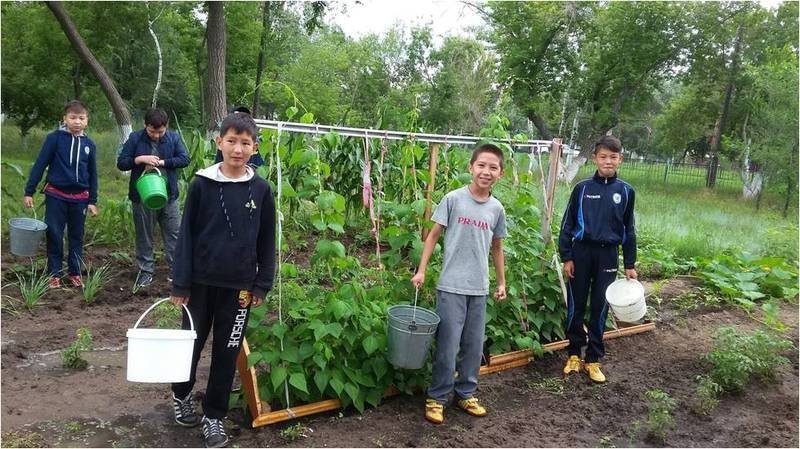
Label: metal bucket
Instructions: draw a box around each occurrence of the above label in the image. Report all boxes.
[9,217,47,257]
[386,304,440,370]
[135,167,167,210]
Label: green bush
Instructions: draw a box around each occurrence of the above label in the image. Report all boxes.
[60,328,94,369]
[644,389,676,443]
[693,375,722,415]
[705,327,793,392]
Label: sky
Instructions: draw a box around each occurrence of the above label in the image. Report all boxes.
[331,0,786,44]
[330,0,485,43]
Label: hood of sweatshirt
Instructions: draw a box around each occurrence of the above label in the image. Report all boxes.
[57,127,88,183]
[196,162,255,183]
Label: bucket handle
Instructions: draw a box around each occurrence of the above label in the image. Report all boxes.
[408,287,420,332]
[133,297,195,332]
[142,166,163,177]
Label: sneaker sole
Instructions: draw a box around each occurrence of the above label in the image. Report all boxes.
[174,418,202,428]
[205,436,229,448]
[424,414,443,425]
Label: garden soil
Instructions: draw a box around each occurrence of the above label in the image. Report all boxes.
[1,251,797,448]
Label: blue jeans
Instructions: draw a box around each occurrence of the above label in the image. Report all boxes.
[427,290,487,405]
[44,195,87,277]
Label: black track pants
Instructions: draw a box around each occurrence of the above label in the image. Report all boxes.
[172,284,250,419]
[565,242,618,363]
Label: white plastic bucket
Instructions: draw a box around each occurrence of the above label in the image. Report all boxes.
[127,298,197,383]
[605,278,647,323]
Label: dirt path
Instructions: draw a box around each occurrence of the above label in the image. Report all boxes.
[1,268,797,447]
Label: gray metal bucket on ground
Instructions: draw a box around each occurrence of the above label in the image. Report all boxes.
[387,304,440,370]
[9,217,47,257]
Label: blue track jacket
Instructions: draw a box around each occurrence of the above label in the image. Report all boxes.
[558,171,637,269]
[24,129,98,204]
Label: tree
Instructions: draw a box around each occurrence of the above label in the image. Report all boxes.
[204,1,227,134]
[46,1,133,142]
[424,36,496,134]
[488,1,588,140]
[746,46,798,216]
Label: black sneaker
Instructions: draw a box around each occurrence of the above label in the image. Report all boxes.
[172,393,201,427]
[133,271,154,290]
[201,416,229,448]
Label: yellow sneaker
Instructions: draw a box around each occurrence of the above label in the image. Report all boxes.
[425,399,444,424]
[456,397,487,417]
[584,362,607,383]
[563,355,581,375]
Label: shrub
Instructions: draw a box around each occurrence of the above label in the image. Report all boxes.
[693,375,722,415]
[705,327,793,393]
[644,389,676,443]
[60,328,93,369]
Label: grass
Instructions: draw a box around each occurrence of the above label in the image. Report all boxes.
[14,264,51,311]
[82,262,114,304]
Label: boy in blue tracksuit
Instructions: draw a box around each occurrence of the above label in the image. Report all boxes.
[24,100,98,288]
[558,135,637,383]
[169,112,275,448]
[117,108,190,290]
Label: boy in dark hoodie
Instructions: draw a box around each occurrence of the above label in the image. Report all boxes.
[169,112,276,448]
[117,108,190,290]
[24,100,98,288]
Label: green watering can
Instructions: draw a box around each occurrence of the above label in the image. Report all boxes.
[136,167,168,210]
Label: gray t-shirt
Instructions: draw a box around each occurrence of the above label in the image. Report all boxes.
[432,186,507,295]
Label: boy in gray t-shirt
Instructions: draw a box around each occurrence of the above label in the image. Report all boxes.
[412,143,508,425]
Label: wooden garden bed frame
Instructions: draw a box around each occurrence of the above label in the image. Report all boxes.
[235,321,655,428]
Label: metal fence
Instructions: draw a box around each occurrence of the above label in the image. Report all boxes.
[575,158,744,193]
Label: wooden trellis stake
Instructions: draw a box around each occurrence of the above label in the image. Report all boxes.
[236,320,655,428]
[421,143,440,242]
[541,138,563,246]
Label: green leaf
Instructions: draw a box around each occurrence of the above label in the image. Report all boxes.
[314,370,330,394]
[344,382,359,403]
[246,352,263,368]
[330,377,345,396]
[272,323,288,340]
[326,322,344,338]
[285,106,299,120]
[281,346,299,363]
[270,366,287,390]
[330,300,352,320]
[289,372,309,394]
[362,335,379,355]
[313,352,327,369]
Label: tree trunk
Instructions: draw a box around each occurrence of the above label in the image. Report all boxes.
[147,4,164,109]
[72,63,82,100]
[47,1,132,142]
[205,1,227,135]
[740,113,763,199]
[707,24,744,188]
[252,1,273,117]
[527,111,553,140]
[563,128,607,183]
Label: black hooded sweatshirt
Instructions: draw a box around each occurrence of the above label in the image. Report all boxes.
[171,163,276,299]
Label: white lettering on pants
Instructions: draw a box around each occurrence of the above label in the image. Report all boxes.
[228,308,248,348]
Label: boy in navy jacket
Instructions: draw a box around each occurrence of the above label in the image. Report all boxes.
[24,100,98,288]
[558,135,637,383]
[169,112,275,448]
[117,109,189,290]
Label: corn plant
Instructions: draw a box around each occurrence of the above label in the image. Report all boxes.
[14,265,51,311]
[60,328,93,369]
[82,262,114,304]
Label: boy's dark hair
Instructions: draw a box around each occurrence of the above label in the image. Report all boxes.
[63,100,88,115]
[470,143,505,169]
[219,112,258,140]
[229,105,252,115]
[594,135,622,154]
[144,109,169,128]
